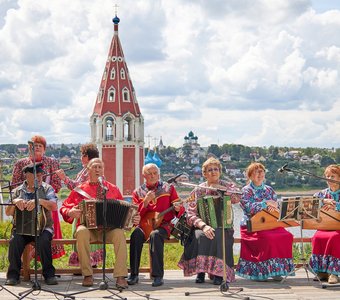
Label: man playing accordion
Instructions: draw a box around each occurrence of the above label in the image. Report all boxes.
[60,158,140,288]
[5,163,58,286]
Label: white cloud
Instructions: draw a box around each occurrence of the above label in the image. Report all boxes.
[0,0,340,149]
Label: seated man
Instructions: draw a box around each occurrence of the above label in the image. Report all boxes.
[5,163,58,286]
[127,163,181,287]
[60,158,139,288]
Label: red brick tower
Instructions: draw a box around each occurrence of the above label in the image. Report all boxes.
[90,14,144,195]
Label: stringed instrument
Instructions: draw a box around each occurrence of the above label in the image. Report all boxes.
[247,209,299,232]
[139,195,194,241]
[302,208,340,230]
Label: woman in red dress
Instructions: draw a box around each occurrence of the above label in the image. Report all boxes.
[11,135,65,259]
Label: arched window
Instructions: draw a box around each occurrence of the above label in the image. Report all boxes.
[105,117,114,141]
[122,87,130,102]
[97,89,103,103]
[123,117,133,141]
[110,68,115,80]
[107,87,115,102]
[120,68,126,79]
[103,68,107,80]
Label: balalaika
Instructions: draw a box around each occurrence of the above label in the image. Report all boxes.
[15,207,42,236]
[197,195,233,229]
[79,199,138,230]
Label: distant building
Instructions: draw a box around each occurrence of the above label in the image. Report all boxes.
[176,131,206,164]
[59,156,71,165]
[220,153,232,162]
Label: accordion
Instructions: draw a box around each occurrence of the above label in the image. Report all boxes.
[79,199,138,230]
[15,207,42,236]
[197,195,233,229]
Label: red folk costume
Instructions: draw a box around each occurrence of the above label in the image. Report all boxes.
[60,181,123,227]
[133,181,180,237]
[11,156,65,259]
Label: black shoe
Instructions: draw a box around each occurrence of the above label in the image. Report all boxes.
[5,278,20,286]
[127,275,139,285]
[45,276,58,285]
[195,272,205,283]
[152,277,164,287]
[213,276,223,285]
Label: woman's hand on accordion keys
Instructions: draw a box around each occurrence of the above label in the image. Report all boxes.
[203,225,215,240]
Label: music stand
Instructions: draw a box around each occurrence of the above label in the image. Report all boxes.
[0,180,20,299]
[178,182,249,299]
[18,148,70,299]
[66,183,126,300]
[280,197,322,285]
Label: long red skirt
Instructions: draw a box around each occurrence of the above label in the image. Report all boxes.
[235,226,294,280]
[309,230,340,275]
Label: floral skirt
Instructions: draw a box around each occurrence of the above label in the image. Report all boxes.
[235,226,294,280]
[309,229,340,275]
[178,228,235,283]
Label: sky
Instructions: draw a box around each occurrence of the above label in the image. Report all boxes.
[0,0,340,149]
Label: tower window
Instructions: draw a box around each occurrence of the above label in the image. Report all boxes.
[122,87,130,102]
[107,87,115,102]
[110,68,115,80]
[120,68,126,79]
[103,68,107,80]
[105,118,114,141]
[97,89,103,103]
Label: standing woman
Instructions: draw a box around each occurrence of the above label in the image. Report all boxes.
[11,135,65,259]
[236,162,294,281]
[310,164,340,284]
[178,157,240,285]
[55,143,102,267]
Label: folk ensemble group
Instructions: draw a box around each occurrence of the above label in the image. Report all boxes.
[4,135,340,289]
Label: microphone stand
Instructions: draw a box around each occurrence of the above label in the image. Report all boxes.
[67,180,126,300]
[279,164,340,185]
[18,145,70,300]
[177,181,249,299]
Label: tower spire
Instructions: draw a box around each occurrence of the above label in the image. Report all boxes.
[90,13,144,195]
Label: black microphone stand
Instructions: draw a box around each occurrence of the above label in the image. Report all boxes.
[18,145,71,300]
[0,180,20,299]
[67,180,126,300]
[178,182,249,299]
[279,164,340,185]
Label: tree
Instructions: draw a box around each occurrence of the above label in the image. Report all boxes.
[320,156,336,167]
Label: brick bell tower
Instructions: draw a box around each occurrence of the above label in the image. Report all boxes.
[90,14,144,195]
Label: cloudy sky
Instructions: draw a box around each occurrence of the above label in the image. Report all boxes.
[0,0,340,148]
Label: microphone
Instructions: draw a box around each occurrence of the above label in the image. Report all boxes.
[98,176,108,190]
[278,164,290,173]
[167,173,183,184]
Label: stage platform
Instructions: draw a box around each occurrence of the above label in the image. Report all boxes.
[1,269,339,300]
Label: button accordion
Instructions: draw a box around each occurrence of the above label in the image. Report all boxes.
[197,195,233,229]
[79,199,138,230]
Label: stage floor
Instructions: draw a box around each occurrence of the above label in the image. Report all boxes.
[0,269,339,300]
